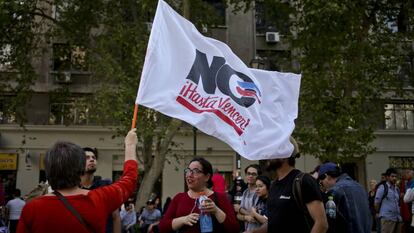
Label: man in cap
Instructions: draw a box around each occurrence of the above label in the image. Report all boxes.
[139,199,161,233]
[246,137,328,233]
[318,162,371,233]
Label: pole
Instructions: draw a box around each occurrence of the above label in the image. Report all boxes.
[131,104,138,129]
[183,0,196,157]
[183,0,190,19]
[193,127,197,156]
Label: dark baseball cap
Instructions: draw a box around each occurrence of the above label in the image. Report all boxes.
[318,162,338,179]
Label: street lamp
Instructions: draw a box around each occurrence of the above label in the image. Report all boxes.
[193,126,197,156]
[250,56,266,69]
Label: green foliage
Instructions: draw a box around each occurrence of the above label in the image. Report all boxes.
[0,0,41,124]
[282,0,414,162]
[1,0,241,204]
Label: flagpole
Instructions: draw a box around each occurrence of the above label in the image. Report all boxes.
[183,0,197,157]
[131,104,139,129]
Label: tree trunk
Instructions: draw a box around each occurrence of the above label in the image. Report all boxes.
[135,119,182,210]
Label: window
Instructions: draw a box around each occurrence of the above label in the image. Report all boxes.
[397,55,413,87]
[255,1,269,34]
[51,2,70,20]
[389,157,414,170]
[204,0,226,26]
[256,50,292,72]
[52,44,87,72]
[49,98,90,125]
[0,96,17,124]
[255,1,289,35]
[384,103,414,130]
[0,44,12,71]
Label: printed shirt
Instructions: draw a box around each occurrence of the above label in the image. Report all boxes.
[241,188,259,230]
[267,169,322,233]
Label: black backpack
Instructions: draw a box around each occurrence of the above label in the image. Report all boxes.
[293,172,347,233]
[292,172,313,231]
[376,181,389,213]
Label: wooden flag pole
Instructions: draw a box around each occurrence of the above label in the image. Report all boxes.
[131,104,139,129]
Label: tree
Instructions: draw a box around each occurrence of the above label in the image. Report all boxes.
[254,0,414,162]
[1,0,235,209]
[0,0,41,125]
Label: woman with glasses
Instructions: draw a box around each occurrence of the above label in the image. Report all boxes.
[159,157,239,233]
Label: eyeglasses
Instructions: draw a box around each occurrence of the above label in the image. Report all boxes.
[319,174,327,180]
[184,168,204,176]
[246,172,258,177]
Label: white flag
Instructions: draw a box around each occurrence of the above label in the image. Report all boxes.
[136,0,301,160]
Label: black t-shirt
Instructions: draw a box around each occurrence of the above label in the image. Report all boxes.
[267,169,323,233]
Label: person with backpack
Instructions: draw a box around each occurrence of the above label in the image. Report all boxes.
[244,137,328,233]
[374,173,387,233]
[234,164,262,231]
[318,162,371,233]
[375,168,403,233]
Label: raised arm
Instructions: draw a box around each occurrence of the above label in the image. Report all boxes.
[90,129,138,213]
[124,128,138,162]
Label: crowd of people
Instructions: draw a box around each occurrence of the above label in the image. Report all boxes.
[1,131,413,233]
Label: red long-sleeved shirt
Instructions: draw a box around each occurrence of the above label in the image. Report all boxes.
[159,192,239,233]
[17,160,138,233]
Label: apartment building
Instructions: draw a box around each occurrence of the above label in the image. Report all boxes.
[1,0,413,203]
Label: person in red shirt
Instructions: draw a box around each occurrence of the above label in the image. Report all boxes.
[17,129,138,233]
[211,168,226,193]
[159,157,239,233]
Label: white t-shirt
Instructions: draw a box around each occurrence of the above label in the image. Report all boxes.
[6,198,26,220]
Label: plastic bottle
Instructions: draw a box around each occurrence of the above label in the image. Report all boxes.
[325,196,336,219]
[233,176,243,204]
[234,190,242,205]
[198,192,213,233]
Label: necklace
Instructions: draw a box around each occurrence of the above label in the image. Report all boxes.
[187,188,209,199]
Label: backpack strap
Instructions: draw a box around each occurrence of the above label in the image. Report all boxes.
[378,183,388,213]
[53,191,92,232]
[292,172,312,231]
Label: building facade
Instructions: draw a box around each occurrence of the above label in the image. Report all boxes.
[1,1,414,205]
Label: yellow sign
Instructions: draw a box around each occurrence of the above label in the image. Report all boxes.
[0,153,17,170]
[40,153,45,170]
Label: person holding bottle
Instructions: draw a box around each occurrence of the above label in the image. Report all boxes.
[158,157,239,233]
[318,162,371,233]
